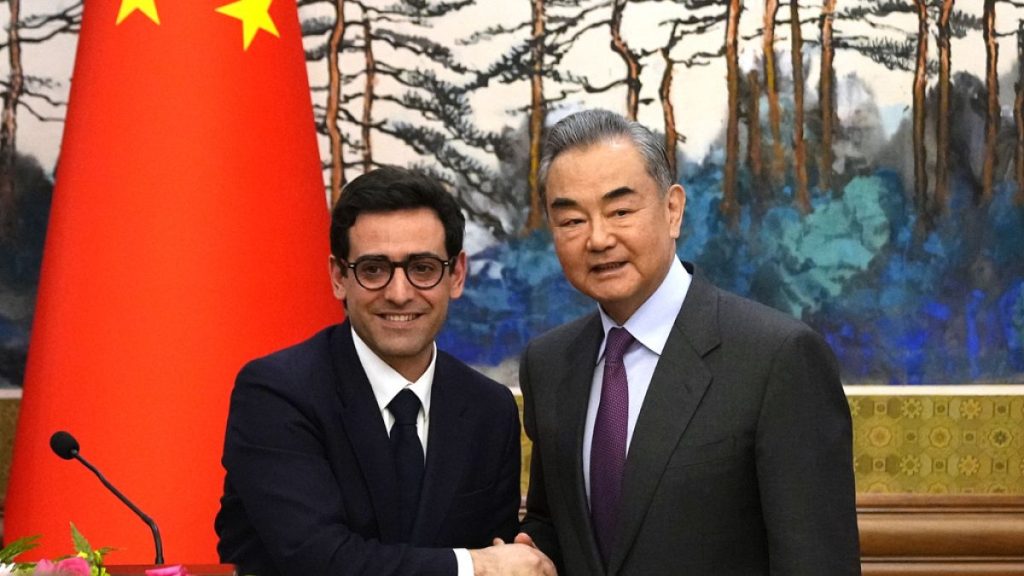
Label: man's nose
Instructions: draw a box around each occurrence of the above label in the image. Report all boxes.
[384,266,416,303]
[586,218,615,251]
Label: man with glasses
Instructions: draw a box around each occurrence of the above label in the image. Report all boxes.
[216,166,555,576]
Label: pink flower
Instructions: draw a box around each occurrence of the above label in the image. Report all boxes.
[32,559,58,574]
[33,557,91,576]
[54,557,91,576]
[145,565,191,576]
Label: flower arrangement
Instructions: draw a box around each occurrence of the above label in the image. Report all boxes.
[0,524,111,576]
[0,525,189,576]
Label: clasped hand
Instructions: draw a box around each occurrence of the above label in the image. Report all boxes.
[469,533,556,576]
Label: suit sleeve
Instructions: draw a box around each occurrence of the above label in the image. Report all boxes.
[755,327,862,575]
[517,342,563,570]
[493,385,524,544]
[221,359,457,576]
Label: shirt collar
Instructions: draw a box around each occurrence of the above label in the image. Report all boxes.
[598,257,691,362]
[350,326,436,417]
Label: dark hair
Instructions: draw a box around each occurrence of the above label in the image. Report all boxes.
[330,165,466,260]
[538,109,674,205]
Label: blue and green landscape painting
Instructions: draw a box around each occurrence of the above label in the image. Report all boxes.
[441,161,1024,384]
[4,1,1024,386]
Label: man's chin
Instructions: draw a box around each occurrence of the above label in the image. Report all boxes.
[374,339,431,361]
[581,281,635,305]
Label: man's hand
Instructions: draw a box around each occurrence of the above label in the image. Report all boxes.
[513,533,537,548]
[470,539,556,576]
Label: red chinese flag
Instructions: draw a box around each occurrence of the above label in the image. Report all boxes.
[5,0,340,563]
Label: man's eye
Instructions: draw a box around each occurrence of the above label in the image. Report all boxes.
[360,263,387,276]
[410,262,438,275]
[558,218,584,227]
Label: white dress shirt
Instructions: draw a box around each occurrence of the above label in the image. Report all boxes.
[582,258,691,499]
[350,328,474,575]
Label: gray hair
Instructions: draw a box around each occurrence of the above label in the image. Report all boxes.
[537,109,674,205]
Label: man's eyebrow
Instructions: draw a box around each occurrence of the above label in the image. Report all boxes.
[353,251,444,261]
[408,251,445,260]
[603,186,635,201]
[549,197,580,210]
[549,187,636,210]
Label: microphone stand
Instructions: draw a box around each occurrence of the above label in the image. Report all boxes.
[73,452,165,565]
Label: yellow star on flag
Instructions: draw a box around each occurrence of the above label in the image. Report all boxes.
[215,0,280,51]
[116,0,160,25]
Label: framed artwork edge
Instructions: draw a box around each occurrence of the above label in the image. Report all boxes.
[845,385,1024,395]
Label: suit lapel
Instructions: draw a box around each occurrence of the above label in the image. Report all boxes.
[331,323,404,543]
[555,314,608,575]
[410,353,470,544]
[608,271,722,575]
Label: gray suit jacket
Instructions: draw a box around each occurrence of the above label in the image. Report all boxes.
[519,264,861,575]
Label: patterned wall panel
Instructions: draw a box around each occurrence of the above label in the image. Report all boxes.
[850,394,1024,494]
[517,391,1024,496]
[0,395,20,509]
[2,392,1021,505]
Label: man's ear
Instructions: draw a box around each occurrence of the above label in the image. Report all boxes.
[667,183,686,240]
[448,251,468,300]
[328,255,347,302]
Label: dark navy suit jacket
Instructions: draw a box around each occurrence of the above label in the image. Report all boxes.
[216,322,521,576]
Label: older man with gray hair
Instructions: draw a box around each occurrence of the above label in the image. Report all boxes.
[516,109,861,575]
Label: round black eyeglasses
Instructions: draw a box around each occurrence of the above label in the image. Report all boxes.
[342,255,454,291]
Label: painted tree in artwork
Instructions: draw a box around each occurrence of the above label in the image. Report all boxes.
[658,0,734,179]
[0,0,80,241]
[514,0,646,122]
[749,0,811,211]
[789,0,809,213]
[834,0,983,221]
[818,0,836,193]
[831,0,935,224]
[610,0,643,119]
[746,67,763,186]
[0,0,77,387]
[336,1,482,174]
[469,0,570,232]
[934,0,954,216]
[839,0,942,221]
[931,0,980,215]
[302,0,519,238]
[301,0,354,205]
[551,0,650,122]
[836,1,927,209]
[463,0,617,232]
[658,21,680,177]
[301,0,349,206]
[761,0,784,188]
[981,0,999,203]
[527,0,545,230]
[0,0,20,241]
[912,0,929,226]
[723,0,742,224]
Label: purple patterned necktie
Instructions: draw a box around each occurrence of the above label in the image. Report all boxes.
[590,327,635,565]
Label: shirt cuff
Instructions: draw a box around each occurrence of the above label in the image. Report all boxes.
[454,548,474,576]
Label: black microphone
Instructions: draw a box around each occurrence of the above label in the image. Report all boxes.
[49,431,165,565]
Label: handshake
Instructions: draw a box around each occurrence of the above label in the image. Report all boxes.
[469,533,556,576]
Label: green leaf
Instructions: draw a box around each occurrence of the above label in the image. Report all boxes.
[70,522,94,556]
[0,534,40,563]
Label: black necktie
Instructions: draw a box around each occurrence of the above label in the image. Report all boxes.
[388,389,424,540]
